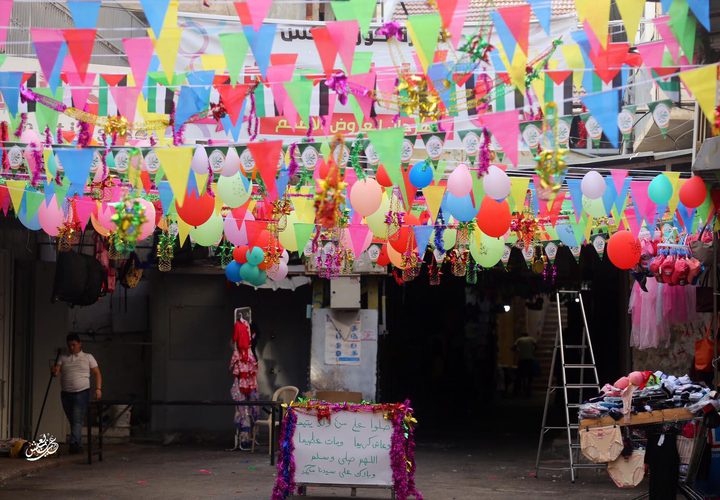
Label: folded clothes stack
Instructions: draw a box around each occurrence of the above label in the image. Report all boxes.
[579,371,710,420]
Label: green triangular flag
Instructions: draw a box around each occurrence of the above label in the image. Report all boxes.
[572,216,589,246]
[349,96,364,130]
[432,159,448,184]
[294,222,316,255]
[0,55,6,69]
[367,128,404,187]
[24,190,44,219]
[219,32,249,85]
[320,140,331,163]
[353,52,373,74]
[148,71,187,91]
[406,14,442,74]
[55,178,70,209]
[33,87,63,133]
[668,0,696,62]
[331,0,376,35]
[471,172,485,208]
[5,179,26,214]
[284,79,313,125]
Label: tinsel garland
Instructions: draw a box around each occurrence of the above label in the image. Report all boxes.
[78,121,91,147]
[56,124,62,145]
[478,128,491,176]
[29,142,43,187]
[1,121,8,142]
[270,407,297,500]
[14,113,26,138]
[44,126,52,147]
[206,163,214,197]
[248,91,259,141]
[349,138,365,180]
[1,146,8,172]
[287,142,299,178]
[434,209,446,255]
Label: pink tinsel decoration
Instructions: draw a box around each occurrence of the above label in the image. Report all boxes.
[478,128,491,176]
[0,121,8,142]
[287,142,299,178]
[56,124,62,144]
[206,163,214,197]
[149,134,157,147]
[248,91,259,141]
[44,126,52,146]
[325,71,349,106]
[78,121,91,147]
[29,142,43,187]
[173,125,185,146]
[14,113,26,138]
[1,147,8,172]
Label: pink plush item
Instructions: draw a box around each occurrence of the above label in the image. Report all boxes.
[671,257,689,286]
[687,258,702,284]
[614,376,630,390]
[649,254,665,277]
[660,254,675,280]
[628,371,645,387]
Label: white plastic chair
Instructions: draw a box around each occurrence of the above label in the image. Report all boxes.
[252,385,299,454]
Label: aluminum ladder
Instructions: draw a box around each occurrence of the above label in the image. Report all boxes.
[534,290,602,482]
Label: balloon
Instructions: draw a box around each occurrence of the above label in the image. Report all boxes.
[97,202,117,232]
[136,198,156,240]
[477,198,511,238]
[278,212,299,251]
[376,164,393,187]
[268,261,289,281]
[240,263,260,283]
[447,163,472,197]
[679,176,706,209]
[483,165,511,200]
[225,261,242,283]
[443,227,457,250]
[648,174,673,205]
[176,190,215,227]
[580,170,605,199]
[582,196,606,218]
[470,232,505,268]
[254,270,267,286]
[38,198,65,236]
[252,229,273,250]
[366,193,391,238]
[246,246,265,266]
[223,147,241,177]
[386,242,406,268]
[280,250,289,264]
[409,161,433,189]
[377,244,390,266]
[446,193,478,222]
[224,211,253,246]
[191,145,209,174]
[233,245,249,263]
[189,213,223,246]
[615,377,630,390]
[607,230,640,269]
[389,226,412,253]
[18,205,41,231]
[349,178,383,217]
[217,173,251,208]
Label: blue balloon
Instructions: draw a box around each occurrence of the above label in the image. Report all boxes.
[225,261,242,283]
[253,270,267,287]
[445,193,478,222]
[18,203,41,231]
[246,246,265,266]
[408,161,433,189]
[240,263,260,283]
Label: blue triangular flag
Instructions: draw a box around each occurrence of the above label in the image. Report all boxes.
[556,223,578,247]
[428,63,453,110]
[601,177,617,217]
[157,180,174,213]
[527,0,551,33]
[140,0,170,38]
[570,30,594,92]
[661,0,673,14]
[489,50,506,72]
[55,149,94,187]
[67,1,101,29]
[581,89,620,148]
[413,225,434,255]
[490,11,517,61]
[48,42,68,93]
[528,183,540,216]
[44,181,56,205]
[186,169,199,197]
[220,100,246,142]
[688,0,710,31]
[277,166,290,199]
[186,70,215,104]
[0,72,23,117]
[244,24,276,79]
[566,178,584,222]
[175,87,200,130]
[676,202,697,231]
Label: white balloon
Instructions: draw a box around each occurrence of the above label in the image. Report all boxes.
[280,249,289,264]
[483,165,511,200]
[447,163,472,197]
[581,170,606,200]
[267,261,289,281]
[223,147,242,177]
[191,145,209,174]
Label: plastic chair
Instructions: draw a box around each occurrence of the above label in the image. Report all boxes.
[251,385,299,454]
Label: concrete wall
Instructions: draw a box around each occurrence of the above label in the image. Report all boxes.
[149,272,312,433]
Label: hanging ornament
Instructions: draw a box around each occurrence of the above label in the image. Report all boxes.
[314,137,347,229]
[534,103,567,199]
[109,196,147,254]
[57,198,82,252]
[156,223,175,272]
[428,255,442,285]
[459,32,495,63]
[216,239,234,268]
[450,249,468,277]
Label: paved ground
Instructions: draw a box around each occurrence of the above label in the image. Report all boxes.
[0,398,653,499]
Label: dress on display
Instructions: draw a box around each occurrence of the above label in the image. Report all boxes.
[230,318,258,449]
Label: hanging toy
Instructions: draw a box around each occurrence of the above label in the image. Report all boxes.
[534,102,567,200]
[110,196,147,254]
[156,224,175,272]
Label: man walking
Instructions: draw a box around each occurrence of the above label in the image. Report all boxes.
[51,334,102,454]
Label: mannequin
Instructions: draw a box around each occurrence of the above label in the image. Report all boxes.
[229,314,258,450]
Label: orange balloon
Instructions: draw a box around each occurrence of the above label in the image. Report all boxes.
[679,176,706,209]
[477,198,511,238]
[376,164,393,187]
[386,242,407,268]
[607,230,641,270]
[377,244,390,266]
[389,226,412,253]
[176,191,215,227]
[258,260,269,270]
[233,245,249,263]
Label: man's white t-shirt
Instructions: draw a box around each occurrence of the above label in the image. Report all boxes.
[57,351,98,393]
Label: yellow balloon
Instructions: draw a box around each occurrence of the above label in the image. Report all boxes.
[582,195,606,218]
[278,211,299,251]
[190,213,224,247]
[365,193,391,239]
[386,241,407,269]
[443,227,457,250]
[470,231,505,268]
[217,173,251,208]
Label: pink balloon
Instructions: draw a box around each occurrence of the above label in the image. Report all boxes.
[267,261,289,281]
[38,197,65,237]
[191,145,209,174]
[447,163,472,197]
[136,198,156,241]
[223,147,241,177]
[349,178,383,217]
[223,211,254,246]
[98,203,117,232]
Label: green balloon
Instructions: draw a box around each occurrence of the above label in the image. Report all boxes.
[366,193,391,238]
[443,227,457,250]
[582,196,606,218]
[470,231,504,268]
[648,174,673,205]
[217,173,251,208]
[190,213,224,246]
[240,263,260,283]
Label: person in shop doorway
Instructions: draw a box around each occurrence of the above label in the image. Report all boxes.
[513,333,537,397]
[51,334,102,454]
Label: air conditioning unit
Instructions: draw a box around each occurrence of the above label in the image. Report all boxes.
[330,277,361,309]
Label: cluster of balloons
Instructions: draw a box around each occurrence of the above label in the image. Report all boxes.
[225,244,290,286]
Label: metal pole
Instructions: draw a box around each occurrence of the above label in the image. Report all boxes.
[713,227,717,386]
[34,348,61,441]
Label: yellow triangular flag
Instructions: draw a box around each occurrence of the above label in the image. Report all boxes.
[213,183,223,214]
[575,0,611,48]
[561,44,585,89]
[43,149,54,179]
[176,216,191,247]
[195,172,208,195]
[680,65,718,124]
[509,50,528,91]
[156,147,192,206]
[669,178,685,215]
[423,185,446,222]
[153,26,182,83]
[293,194,316,223]
[165,0,179,29]
[531,75,546,109]
[200,54,226,71]
[5,180,26,214]
[510,177,530,213]
[616,0,645,44]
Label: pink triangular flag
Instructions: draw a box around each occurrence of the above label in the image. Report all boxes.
[630,180,651,222]
[447,0,470,49]
[311,26,339,76]
[63,29,96,80]
[242,0,272,31]
[123,37,154,88]
[348,72,376,119]
[478,110,520,167]
[654,16,682,64]
[499,5,531,55]
[267,63,296,116]
[75,197,95,229]
[65,71,95,111]
[31,29,65,85]
[0,0,13,51]
[109,86,141,124]
[348,224,370,257]
[326,20,359,74]
[624,207,641,236]
[636,41,667,68]
[610,169,628,194]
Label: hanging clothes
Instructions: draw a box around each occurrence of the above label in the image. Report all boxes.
[229,318,258,449]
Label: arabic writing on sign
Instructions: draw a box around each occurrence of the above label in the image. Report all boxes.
[293,410,393,486]
[24,434,59,461]
[279,28,411,46]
